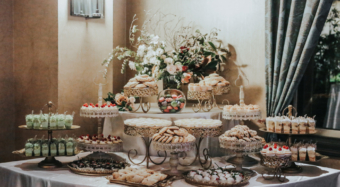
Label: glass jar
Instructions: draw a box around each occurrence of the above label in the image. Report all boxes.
[157,89,186,113]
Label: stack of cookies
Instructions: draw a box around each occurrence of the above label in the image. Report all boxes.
[124,75,158,89]
[112,167,167,185]
[152,126,196,144]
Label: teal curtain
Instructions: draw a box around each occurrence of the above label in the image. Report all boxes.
[265,0,333,116]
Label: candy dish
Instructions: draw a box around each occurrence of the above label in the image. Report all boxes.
[157,89,186,113]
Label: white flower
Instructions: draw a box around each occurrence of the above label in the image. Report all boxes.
[137,37,142,42]
[142,57,149,65]
[175,62,182,71]
[164,58,174,65]
[137,44,146,57]
[128,61,136,71]
[146,49,156,59]
[132,25,138,33]
[160,41,166,48]
[155,48,164,56]
[150,57,160,65]
[129,97,136,103]
[167,65,177,74]
[150,35,159,45]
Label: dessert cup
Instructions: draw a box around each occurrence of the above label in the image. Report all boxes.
[299,145,307,161]
[58,138,66,156]
[26,114,33,129]
[33,140,41,157]
[57,114,65,129]
[291,154,298,161]
[50,115,57,129]
[41,114,49,129]
[66,138,74,156]
[291,118,299,134]
[25,140,33,157]
[65,115,73,129]
[298,117,307,134]
[282,118,291,134]
[50,140,57,156]
[33,115,41,129]
[274,117,283,133]
[266,117,275,132]
[41,140,49,157]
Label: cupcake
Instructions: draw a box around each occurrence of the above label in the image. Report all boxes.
[276,148,285,157]
[266,147,275,157]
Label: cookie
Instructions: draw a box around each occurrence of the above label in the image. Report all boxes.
[166,129,174,134]
[168,126,179,130]
[144,82,157,88]
[158,136,166,142]
[153,135,162,141]
[129,77,137,82]
[174,128,188,136]
[161,136,169,143]
[165,136,173,143]
[135,84,147,89]
[158,127,168,135]
[172,136,179,144]
[178,137,184,143]
[163,133,173,136]
[124,82,139,88]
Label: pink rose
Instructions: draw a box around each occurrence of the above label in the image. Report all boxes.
[166,65,177,74]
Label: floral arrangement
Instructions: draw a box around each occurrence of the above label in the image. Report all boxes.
[102,13,231,88]
[104,92,136,111]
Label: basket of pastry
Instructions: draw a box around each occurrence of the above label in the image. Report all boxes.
[198,73,230,95]
[219,125,265,151]
[107,167,175,187]
[124,75,158,97]
[152,126,196,152]
[183,167,251,186]
[259,143,292,169]
[124,118,172,137]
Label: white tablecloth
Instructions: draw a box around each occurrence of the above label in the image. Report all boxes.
[103,105,238,157]
[0,152,339,187]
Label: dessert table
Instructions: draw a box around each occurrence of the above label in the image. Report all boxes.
[1,152,339,187]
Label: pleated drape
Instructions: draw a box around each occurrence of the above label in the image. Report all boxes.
[265,0,333,116]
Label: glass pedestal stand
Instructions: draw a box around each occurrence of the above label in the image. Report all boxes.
[222,149,257,177]
[124,87,158,113]
[124,125,167,168]
[153,141,196,178]
[187,91,212,113]
[178,126,223,169]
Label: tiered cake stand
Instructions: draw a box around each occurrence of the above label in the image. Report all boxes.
[222,85,262,167]
[153,141,196,177]
[178,126,223,169]
[124,87,158,113]
[259,105,319,174]
[14,101,81,168]
[209,85,230,110]
[124,125,167,168]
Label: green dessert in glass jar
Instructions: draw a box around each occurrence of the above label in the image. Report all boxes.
[33,139,41,157]
[25,139,34,157]
[49,114,57,129]
[50,138,57,156]
[58,138,66,156]
[57,114,65,129]
[33,115,41,129]
[66,138,74,156]
[41,139,49,157]
[65,115,73,129]
[25,114,33,129]
[41,114,49,129]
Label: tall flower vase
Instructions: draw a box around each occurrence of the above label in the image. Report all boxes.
[163,75,180,90]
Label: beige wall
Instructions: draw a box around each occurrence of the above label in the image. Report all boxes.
[58,0,116,137]
[0,0,15,162]
[126,0,266,128]
[13,0,59,160]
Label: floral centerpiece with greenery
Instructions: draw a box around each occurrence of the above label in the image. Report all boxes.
[102,13,231,89]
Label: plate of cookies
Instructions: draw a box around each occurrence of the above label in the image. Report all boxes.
[107,167,175,187]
